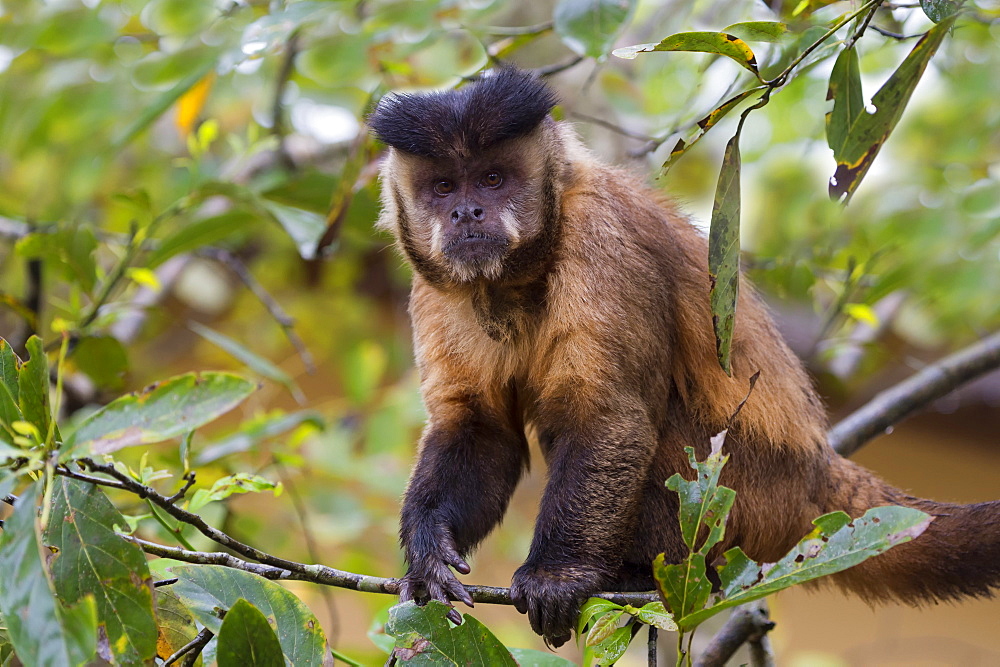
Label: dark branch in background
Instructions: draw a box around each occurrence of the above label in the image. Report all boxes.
[570,112,657,143]
[533,55,585,78]
[829,330,1000,457]
[163,627,213,667]
[694,601,774,667]
[870,24,922,39]
[270,31,301,171]
[196,247,316,373]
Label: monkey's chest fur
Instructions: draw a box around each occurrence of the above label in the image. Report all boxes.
[469,279,548,344]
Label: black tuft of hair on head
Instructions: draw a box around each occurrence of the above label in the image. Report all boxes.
[367,67,558,158]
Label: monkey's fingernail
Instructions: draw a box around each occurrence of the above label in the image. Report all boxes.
[446,608,463,624]
[454,560,471,575]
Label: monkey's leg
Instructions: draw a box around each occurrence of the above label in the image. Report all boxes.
[509,400,656,646]
[399,399,529,622]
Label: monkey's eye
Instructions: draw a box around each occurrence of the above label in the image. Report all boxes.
[481,171,502,188]
[433,180,454,196]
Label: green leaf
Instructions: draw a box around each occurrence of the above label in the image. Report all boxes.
[634,601,677,632]
[577,598,623,636]
[663,87,764,172]
[721,21,788,43]
[829,16,956,203]
[386,600,517,666]
[64,372,257,458]
[653,552,712,623]
[826,46,864,165]
[666,444,733,557]
[585,609,624,646]
[45,477,158,665]
[189,322,303,402]
[153,587,201,663]
[71,336,129,391]
[507,648,577,666]
[590,625,632,666]
[116,55,216,151]
[920,0,960,22]
[708,131,742,375]
[168,564,329,666]
[187,473,282,513]
[216,598,285,667]
[613,32,759,77]
[554,0,637,59]
[680,506,932,628]
[0,482,98,665]
[147,211,256,268]
[0,339,22,430]
[196,410,324,465]
[262,200,327,260]
[18,336,51,443]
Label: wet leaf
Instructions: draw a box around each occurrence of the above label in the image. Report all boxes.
[709,132,742,375]
[634,601,677,631]
[216,599,285,667]
[614,32,759,77]
[64,372,257,458]
[45,477,158,665]
[386,600,517,666]
[0,483,98,665]
[168,564,329,666]
[829,16,956,203]
[554,0,637,59]
[920,0,960,22]
[584,609,624,646]
[589,626,632,665]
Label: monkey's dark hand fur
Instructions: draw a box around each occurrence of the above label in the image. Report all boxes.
[510,563,605,647]
[371,67,1000,648]
[399,525,474,624]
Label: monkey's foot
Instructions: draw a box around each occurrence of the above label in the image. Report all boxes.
[509,563,605,648]
[399,543,474,625]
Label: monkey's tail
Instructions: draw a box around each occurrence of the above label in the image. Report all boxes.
[821,456,1000,603]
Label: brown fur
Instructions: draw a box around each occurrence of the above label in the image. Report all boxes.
[378,107,1000,643]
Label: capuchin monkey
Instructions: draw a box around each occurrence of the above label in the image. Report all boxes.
[367,68,1000,646]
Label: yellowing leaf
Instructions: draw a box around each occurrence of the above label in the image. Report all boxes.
[844,303,879,327]
[175,72,214,137]
[126,267,162,292]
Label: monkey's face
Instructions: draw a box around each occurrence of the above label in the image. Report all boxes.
[380,134,550,284]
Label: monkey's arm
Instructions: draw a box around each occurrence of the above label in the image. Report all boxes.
[510,390,656,645]
[399,389,529,621]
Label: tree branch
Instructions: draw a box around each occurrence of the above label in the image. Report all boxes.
[829,330,1000,456]
[693,600,775,667]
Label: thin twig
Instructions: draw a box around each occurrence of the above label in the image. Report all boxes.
[570,112,657,142]
[165,472,197,505]
[197,247,316,373]
[829,330,1000,456]
[163,627,214,667]
[693,600,775,667]
[534,55,585,78]
[475,21,553,36]
[270,31,301,171]
[870,24,921,39]
[154,577,179,588]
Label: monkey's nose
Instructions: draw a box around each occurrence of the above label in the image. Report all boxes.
[451,206,484,224]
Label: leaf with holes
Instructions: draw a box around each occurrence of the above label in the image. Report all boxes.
[614,32,759,77]
[663,87,764,172]
[45,476,158,664]
[679,505,932,629]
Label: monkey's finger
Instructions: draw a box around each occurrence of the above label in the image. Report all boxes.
[444,578,474,608]
[442,548,471,575]
[445,607,463,625]
[398,579,416,602]
[427,582,464,625]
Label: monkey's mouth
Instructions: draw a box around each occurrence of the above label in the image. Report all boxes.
[442,232,510,265]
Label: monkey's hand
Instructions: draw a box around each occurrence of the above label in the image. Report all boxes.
[399,529,474,625]
[509,563,605,648]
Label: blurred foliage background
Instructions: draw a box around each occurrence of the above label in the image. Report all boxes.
[0,0,998,664]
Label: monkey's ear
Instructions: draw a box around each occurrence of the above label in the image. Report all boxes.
[367,67,558,159]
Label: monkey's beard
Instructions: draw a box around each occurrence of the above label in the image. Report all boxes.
[441,231,510,282]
